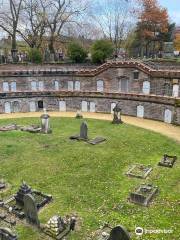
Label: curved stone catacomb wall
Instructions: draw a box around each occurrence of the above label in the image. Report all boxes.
[0,60,180,124]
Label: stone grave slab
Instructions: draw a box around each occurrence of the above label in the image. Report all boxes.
[0,209,16,227]
[126,164,152,179]
[0,227,18,240]
[129,184,158,207]
[0,124,18,132]
[158,154,177,168]
[20,125,42,133]
[88,137,106,145]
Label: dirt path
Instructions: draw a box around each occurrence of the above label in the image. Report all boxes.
[0,112,180,142]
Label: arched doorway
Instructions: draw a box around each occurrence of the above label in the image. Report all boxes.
[4,102,11,113]
[164,109,172,124]
[137,105,144,118]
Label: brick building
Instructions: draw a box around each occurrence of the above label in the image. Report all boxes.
[0,60,180,124]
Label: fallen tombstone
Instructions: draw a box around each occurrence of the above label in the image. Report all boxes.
[158,154,177,168]
[88,137,106,145]
[20,125,42,133]
[0,124,18,132]
[0,227,18,240]
[43,215,76,239]
[128,184,158,207]
[126,164,152,179]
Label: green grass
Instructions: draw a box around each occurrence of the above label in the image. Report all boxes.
[0,117,180,240]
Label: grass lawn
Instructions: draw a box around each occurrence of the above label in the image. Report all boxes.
[0,117,179,240]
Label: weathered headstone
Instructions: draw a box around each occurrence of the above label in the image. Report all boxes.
[24,194,40,227]
[108,226,130,240]
[0,180,6,190]
[80,122,88,140]
[126,164,152,179]
[0,228,18,240]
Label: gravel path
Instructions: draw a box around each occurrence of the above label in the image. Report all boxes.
[0,112,180,142]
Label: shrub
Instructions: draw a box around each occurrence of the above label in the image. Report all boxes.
[91,40,114,63]
[28,48,42,64]
[67,42,87,63]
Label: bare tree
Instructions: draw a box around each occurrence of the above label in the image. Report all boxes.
[0,0,23,61]
[92,0,136,56]
[41,0,88,61]
[17,0,47,48]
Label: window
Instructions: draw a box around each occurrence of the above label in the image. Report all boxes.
[54,81,59,91]
[97,80,104,92]
[142,81,150,94]
[133,70,139,79]
[38,100,44,109]
[68,81,73,91]
[75,81,80,91]
[3,82,9,92]
[31,81,37,91]
[172,84,179,97]
[119,79,129,92]
[38,81,44,91]
[11,82,16,92]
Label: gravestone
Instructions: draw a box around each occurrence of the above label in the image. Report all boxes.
[40,108,52,134]
[15,182,32,206]
[158,154,177,168]
[112,104,123,124]
[108,226,130,240]
[24,194,40,227]
[0,228,18,240]
[80,122,88,140]
[129,184,158,207]
[126,164,152,179]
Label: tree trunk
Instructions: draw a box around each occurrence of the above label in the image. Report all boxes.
[11,32,18,63]
[48,35,56,62]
